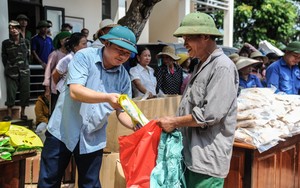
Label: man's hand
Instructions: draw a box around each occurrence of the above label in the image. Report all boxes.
[106,93,122,109]
[156,116,177,133]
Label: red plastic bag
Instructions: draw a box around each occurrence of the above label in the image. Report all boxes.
[119,120,162,188]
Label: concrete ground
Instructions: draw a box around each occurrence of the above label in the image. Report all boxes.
[25,183,75,188]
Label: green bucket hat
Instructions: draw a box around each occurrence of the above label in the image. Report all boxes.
[284,41,300,53]
[16,14,29,21]
[100,26,137,53]
[173,12,223,37]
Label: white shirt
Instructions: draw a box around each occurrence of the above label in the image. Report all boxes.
[55,52,74,92]
[91,39,104,48]
[129,63,157,97]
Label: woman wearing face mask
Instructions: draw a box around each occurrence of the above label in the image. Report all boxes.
[129,46,157,99]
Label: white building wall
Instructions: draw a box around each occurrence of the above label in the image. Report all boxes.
[0,0,9,107]
[43,0,102,41]
[149,0,181,43]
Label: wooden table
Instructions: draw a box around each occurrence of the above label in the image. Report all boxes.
[224,135,300,188]
[0,151,37,188]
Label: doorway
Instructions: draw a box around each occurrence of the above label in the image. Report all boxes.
[8,0,43,36]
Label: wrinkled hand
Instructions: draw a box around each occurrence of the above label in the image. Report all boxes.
[107,93,121,109]
[156,116,177,133]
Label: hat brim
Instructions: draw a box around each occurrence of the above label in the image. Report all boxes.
[173,26,223,37]
[157,52,180,60]
[100,34,137,54]
[284,47,300,54]
[37,25,50,29]
[237,59,262,70]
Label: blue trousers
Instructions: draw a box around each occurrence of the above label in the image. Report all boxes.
[38,131,103,188]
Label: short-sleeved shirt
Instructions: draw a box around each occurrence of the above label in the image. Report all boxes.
[47,47,132,154]
[129,63,157,97]
[31,34,54,64]
[239,74,263,89]
[155,63,183,95]
[266,58,300,94]
[55,52,74,92]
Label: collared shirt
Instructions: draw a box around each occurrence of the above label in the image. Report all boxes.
[239,74,263,89]
[1,37,30,79]
[178,48,239,178]
[129,63,157,97]
[266,58,300,94]
[31,34,54,64]
[47,47,132,154]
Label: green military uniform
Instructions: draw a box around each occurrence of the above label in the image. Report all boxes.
[1,36,30,107]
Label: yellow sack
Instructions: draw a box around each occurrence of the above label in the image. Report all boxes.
[0,121,11,135]
[118,94,149,127]
[5,125,43,147]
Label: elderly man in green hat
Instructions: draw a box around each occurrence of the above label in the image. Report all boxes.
[266,41,300,94]
[156,12,239,187]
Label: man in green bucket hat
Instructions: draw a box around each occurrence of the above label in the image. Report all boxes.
[38,26,138,187]
[157,12,239,187]
[266,41,300,94]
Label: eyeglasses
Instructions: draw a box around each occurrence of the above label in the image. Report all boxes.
[110,44,131,57]
[291,52,300,60]
[183,35,202,42]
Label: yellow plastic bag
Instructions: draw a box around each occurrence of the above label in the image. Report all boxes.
[0,121,11,135]
[5,125,43,147]
[118,94,149,127]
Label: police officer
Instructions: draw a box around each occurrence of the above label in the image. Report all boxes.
[2,20,30,121]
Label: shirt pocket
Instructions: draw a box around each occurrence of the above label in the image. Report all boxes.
[187,79,205,106]
[81,103,112,134]
[280,73,292,92]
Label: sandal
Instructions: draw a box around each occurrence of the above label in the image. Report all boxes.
[2,116,12,121]
[20,115,28,121]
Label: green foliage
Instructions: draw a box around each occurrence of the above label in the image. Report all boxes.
[214,0,299,49]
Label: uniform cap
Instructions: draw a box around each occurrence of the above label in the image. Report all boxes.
[284,41,300,53]
[100,26,137,53]
[16,14,29,21]
[37,20,50,28]
[173,12,223,37]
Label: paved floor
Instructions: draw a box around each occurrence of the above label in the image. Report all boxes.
[25,183,75,188]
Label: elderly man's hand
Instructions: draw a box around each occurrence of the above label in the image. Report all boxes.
[156,116,177,133]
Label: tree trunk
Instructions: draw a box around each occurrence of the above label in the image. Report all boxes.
[118,0,162,41]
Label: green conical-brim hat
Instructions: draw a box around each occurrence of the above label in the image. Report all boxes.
[173,12,223,37]
[284,41,300,53]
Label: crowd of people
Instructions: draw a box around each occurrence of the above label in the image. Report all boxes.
[229,41,300,96]
[1,12,300,187]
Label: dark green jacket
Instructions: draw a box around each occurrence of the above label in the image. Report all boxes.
[1,37,30,80]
